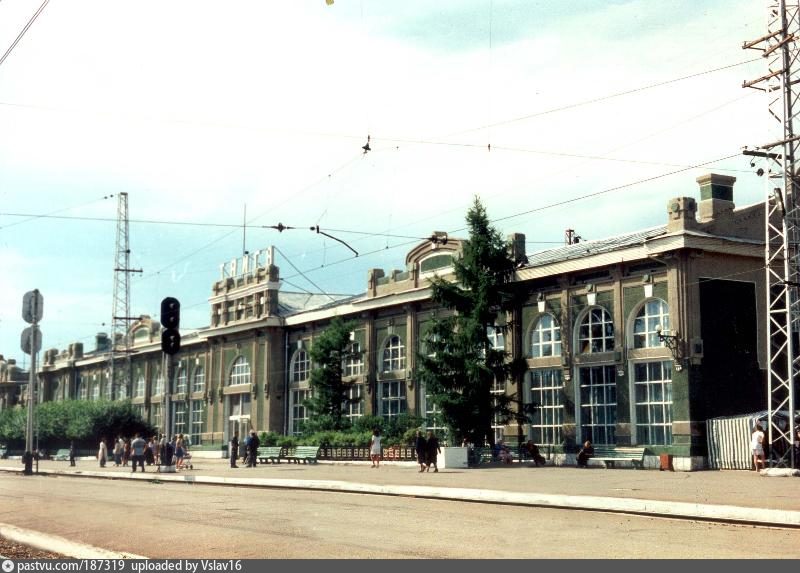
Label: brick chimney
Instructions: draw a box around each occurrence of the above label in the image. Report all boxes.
[666,197,698,232]
[697,173,736,223]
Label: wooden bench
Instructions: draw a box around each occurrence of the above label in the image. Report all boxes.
[285,445,320,464]
[52,449,71,461]
[257,446,284,464]
[590,446,646,469]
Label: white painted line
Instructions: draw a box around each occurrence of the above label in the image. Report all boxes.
[0,522,146,559]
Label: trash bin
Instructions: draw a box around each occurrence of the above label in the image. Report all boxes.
[659,453,673,471]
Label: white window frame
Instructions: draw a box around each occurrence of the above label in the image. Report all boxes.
[173,401,187,436]
[578,364,617,445]
[134,375,145,398]
[343,342,364,377]
[190,400,204,441]
[632,360,673,445]
[176,366,188,394]
[344,384,364,420]
[291,389,310,435]
[379,380,407,420]
[632,298,670,349]
[577,307,615,354]
[528,369,564,445]
[531,313,561,358]
[229,356,251,386]
[153,368,164,396]
[77,376,87,400]
[382,335,406,372]
[290,350,311,383]
[192,366,205,394]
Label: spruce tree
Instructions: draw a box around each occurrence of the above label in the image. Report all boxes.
[417,197,526,447]
[304,317,361,431]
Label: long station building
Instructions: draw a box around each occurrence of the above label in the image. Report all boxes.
[0,174,769,470]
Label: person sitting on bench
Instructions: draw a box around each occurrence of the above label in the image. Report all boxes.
[577,440,594,468]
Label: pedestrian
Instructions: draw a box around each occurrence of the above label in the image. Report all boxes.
[425,430,441,472]
[122,438,131,467]
[157,434,166,465]
[145,437,155,465]
[229,432,240,468]
[415,430,427,473]
[369,429,382,468]
[113,437,123,467]
[751,423,766,471]
[130,433,147,473]
[247,430,260,467]
[68,440,76,467]
[577,440,594,468]
[175,433,185,470]
[522,440,546,467]
[242,432,251,465]
[97,438,107,468]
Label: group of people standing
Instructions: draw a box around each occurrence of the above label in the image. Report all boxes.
[97,433,190,471]
[413,430,441,472]
[229,430,260,468]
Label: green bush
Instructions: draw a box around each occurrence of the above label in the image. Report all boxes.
[259,431,281,446]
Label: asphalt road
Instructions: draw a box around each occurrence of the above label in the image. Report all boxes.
[0,473,798,558]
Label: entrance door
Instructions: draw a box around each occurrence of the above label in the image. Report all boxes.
[227,392,252,443]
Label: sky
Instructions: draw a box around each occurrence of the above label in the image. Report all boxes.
[0,0,772,366]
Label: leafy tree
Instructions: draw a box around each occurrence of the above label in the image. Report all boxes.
[417,197,527,447]
[304,317,361,431]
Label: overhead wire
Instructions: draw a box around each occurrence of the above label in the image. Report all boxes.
[0,194,116,231]
[0,0,49,70]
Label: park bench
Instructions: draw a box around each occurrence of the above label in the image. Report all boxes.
[52,449,71,461]
[285,445,320,464]
[590,446,646,469]
[256,446,284,464]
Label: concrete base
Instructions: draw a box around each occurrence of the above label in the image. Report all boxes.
[158,465,176,473]
[437,447,468,469]
[189,450,227,459]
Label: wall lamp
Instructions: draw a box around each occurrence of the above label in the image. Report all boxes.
[537,293,546,313]
[656,325,683,372]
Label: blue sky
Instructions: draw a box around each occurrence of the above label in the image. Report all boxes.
[0,0,768,365]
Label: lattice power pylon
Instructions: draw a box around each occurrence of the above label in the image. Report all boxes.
[109,192,141,401]
[743,0,799,468]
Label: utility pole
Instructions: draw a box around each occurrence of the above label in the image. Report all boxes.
[743,0,799,468]
[110,192,142,401]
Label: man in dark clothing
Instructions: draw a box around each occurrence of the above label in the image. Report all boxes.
[130,433,147,472]
[247,431,259,467]
[68,441,76,467]
[577,440,594,468]
[230,432,239,468]
[415,430,427,473]
[425,430,441,473]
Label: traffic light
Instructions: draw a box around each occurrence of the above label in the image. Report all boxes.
[160,297,181,355]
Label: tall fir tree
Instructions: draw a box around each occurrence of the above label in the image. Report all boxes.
[304,317,361,431]
[417,197,527,447]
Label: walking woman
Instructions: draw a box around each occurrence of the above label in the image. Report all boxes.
[369,429,382,468]
[751,423,766,471]
[415,430,427,473]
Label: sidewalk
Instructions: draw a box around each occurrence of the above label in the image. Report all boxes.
[1,458,798,528]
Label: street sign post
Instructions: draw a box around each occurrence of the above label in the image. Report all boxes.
[21,290,43,476]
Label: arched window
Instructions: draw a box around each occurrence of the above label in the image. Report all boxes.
[193,366,205,393]
[382,335,405,372]
[134,375,145,398]
[290,350,311,383]
[632,299,670,349]
[343,342,364,377]
[578,307,614,353]
[176,366,188,394]
[229,356,251,386]
[531,313,561,358]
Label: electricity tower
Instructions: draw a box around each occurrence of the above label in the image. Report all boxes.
[109,192,142,400]
[743,0,799,468]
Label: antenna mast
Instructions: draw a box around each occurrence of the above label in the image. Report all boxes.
[109,192,142,400]
[743,0,798,468]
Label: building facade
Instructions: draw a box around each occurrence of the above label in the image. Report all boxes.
[1,174,771,470]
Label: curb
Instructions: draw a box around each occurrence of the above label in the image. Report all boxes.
[0,522,146,559]
[3,466,799,529]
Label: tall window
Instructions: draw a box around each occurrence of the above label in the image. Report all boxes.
[193,366,205,394]
[77,376,87,400]
[380,380,407,420]
[344,384,364,420]
[229,356,251,386]
[91,377,100,401]
[191,400,204,441]
[382,335,405,372]
[579,365,617,445]
[134,375,145,398]
[176,366,188,394]
[343,342,364,377]
[488,326,505,442]
[529,369,564,445]
[117,381,128,400]
[634,361,673,445]
[152,404,162,431]
[424,391,446,434]
[291,389,310,435]
[153,368,164,396]
[104,375,113,400]
[633,299,670,349]
[291,350,311,383]
[173,402,187,436]
[531,313,561,358]
[578,307,615,353]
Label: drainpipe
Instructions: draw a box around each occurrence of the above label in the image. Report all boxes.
[283,330,290,436]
